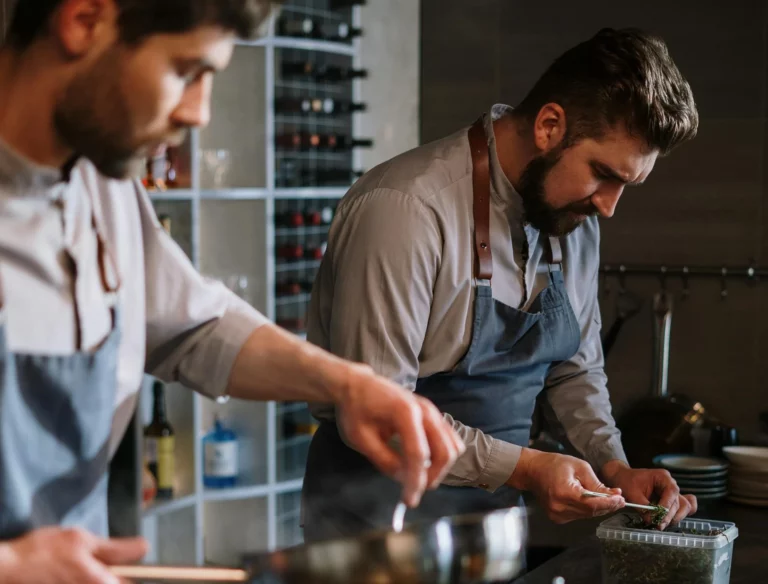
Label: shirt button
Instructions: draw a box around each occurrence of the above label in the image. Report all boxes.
[478,483,490,490]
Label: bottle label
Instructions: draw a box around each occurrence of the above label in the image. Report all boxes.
[156,436,175,490]
[205,441,239,478]
[145,437,158,464]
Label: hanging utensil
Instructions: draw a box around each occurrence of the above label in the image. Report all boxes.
[617,288,712,468]
[111,506,527,584]
[601,275,642,358]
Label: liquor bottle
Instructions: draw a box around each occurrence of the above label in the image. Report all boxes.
[144,381,175,500]
[330,0,367,9]
[203,416,239,489]
[278,17,317,38]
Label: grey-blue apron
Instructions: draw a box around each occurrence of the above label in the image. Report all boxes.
[0,208,121,540]
[302,116,581,542]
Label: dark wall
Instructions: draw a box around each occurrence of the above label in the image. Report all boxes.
[0,0,14,40]
[421,0,768,441]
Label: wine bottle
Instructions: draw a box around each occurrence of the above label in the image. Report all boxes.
[281,60,316,78]
[276,210,304,228]
[144,381,175,500]
[304,210,323,226]
[315,65,368,83]
[276,318,306,332]
[301,169,364,186]
[158,214,172,236]
[322,99,367,115]
[165,147,180,188]
[330,0,367,9]
[278,17,317,38]
[282,415,319,437]
[325,22,363,42]
[305,245,325,261]
[323,135,374,150]
[277,244,305,261]
[276,281,303,297]
[203,416,239,489]
[320,206,335,224]
[275,132,322,150]
[274,98,315,114]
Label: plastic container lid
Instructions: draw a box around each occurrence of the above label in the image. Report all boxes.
[597,514,739,550]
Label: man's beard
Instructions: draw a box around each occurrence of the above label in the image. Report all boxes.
[517,148,597,237]
[54,49,145,180]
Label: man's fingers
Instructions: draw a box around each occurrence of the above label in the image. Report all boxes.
[670,496,692,526]
[684,494,698,516]
[92,536,148,566]
[417,400,461,489]
[349,424,403,479]
[391,399,431,506]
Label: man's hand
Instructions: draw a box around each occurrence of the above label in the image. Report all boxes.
[336,363,465,508]
[602,460,698,530]
[0,527,147,584]
[507,449,625,523]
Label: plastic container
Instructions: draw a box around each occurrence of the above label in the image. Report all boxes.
[597,514,738,584]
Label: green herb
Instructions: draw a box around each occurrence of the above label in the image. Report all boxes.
[602,539,716,583]
[601,515,728,583]
[650,505,668,527]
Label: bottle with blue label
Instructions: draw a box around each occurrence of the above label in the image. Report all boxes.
[203,415,239,488]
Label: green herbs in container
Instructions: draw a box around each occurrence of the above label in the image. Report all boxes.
[597,514,738,584]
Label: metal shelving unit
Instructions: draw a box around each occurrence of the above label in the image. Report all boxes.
[137,3,362,567]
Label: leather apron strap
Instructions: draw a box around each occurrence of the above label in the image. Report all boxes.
[468,116,564,277]
[468,118,493,281]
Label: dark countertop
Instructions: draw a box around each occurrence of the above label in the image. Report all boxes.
[513,501,768,584]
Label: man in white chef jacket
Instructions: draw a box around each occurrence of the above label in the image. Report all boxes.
[0,1,463,582]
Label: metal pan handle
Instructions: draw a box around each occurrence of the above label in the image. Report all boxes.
[110,565,249,582]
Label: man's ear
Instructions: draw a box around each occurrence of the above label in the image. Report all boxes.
[532,103,567,153]
[53,0,116,58]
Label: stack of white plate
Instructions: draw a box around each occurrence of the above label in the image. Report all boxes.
[723,446,768,507]
[653,455,729,501]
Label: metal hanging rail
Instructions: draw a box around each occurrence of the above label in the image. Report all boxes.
[600,263,768,299]
[600,264,768,281]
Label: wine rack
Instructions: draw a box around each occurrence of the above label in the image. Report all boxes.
[123,0,419,569]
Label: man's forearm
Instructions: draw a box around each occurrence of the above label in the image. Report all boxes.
[227,323,357,404]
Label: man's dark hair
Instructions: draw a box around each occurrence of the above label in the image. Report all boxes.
[515,28,698,155]
[6,0,272,48]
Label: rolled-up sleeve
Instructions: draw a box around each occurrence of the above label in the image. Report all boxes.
[544,266,628,470]
[310,188,520,492]
[137,187,268,398]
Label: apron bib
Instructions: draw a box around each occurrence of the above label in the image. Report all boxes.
[0,202,121,540]
[302,116,581,542]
